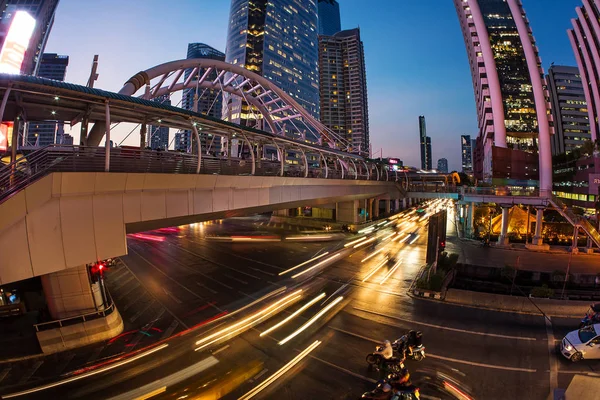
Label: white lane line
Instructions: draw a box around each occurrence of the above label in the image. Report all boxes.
[160,320,179,340]
[329,325,537,373]
[427,354,537,373]
[225,274,249,285]
[212,344,230,355]
[353,306,537,341]
[0,367,11,384]
[546,317,558,392]
[18,360,43,384]
[309,355,376,383]
[197,282,218,294]
[163,288,182,304]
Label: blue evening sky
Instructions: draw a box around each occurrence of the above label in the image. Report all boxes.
[45,0,582,170]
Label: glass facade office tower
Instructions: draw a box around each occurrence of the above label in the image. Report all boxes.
[319,28,369,154]
[0,0,59,75]
[547,65,590,156]
[461,135,473,173]
[454,0,552,191]
[437,158,448,173]
[317,0,340,36]
[182,43,225,154]
[569,2,600,146]
[26,53,67,146]
[148,94,171,150]
[225,0,319,131]
[419,115,432,170]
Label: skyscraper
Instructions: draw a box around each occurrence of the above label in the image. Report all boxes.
[0,0,59,75]
[148,94,171,150]
[419,116,432,170]
[453,0,552,192]
[225,0,320,129]
[26,53,67,147]
[317,0,340,36]
[319,28,369,154]
[547,65,590,156]
[182,43,225,154]
[461,135,473,173]
[437,158,448,173]
[569,2,600,146]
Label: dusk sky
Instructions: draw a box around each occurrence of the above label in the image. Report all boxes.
[45,0,583,170]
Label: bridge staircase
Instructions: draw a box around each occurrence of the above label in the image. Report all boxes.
[548,194,600,248]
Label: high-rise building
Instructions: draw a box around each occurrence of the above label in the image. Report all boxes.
[25,53,67,147]
[319,28,369,154]
[547,65,590,156]
[317,0,340,36]
[569,2,600,146]
[0,0,59,75]
[182,43,225,154]
[174,130,191,152]
[148,94,171,150]
[461,135,473,173]
[419,116,432,170]
[225,0,320,130]
[454,0,552,192]
[437,158,449,173]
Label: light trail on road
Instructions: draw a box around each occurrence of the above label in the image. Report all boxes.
[278,297,344,345]
[279,252,330,276]
[291,253,342,279]
[260,293,326,337]
[379,259,403,285]
[361,258,389,282]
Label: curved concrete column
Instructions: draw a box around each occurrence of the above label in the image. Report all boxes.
[466,0,508,147]
[507,0,552,196]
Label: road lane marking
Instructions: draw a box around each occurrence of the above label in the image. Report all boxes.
[197,281,218,294]
[18,360,43,384]
[225,274,249,285]
[161,320,179,340]
[130,299,156,323]
[162,288,182,304]
[556,370,600,376]
[328,325,537,373]
[546,317,558,393]
[213,344,230,355]
[353,306,537,341]
[0,367,11,384]
[309,355,376,383]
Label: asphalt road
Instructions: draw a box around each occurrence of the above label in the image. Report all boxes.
[1,205,595,400]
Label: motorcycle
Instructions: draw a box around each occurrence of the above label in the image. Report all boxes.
[579,303,600,328]
[392,333,426,362]
[362,374,420,400]
[366,346,404,373]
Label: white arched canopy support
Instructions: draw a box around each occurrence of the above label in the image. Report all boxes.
[337,157,345,180]
[271,140,284,177]
[190,121,202,174]
[349,159,358,180]
[299,148,309,178]
[319,152,328,179]
[241,132,256,175]
[362,161,370,180]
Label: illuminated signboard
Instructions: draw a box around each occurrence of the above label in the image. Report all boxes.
[0,122,12,153]
[388,158,400,165]
[0,11,36,74]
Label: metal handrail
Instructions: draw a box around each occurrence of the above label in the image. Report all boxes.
[0,145,401,204]
[34,292,116,332]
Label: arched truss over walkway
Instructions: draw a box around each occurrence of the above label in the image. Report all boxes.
[109,58,352,151]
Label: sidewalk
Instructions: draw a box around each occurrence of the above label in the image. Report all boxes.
[448,217,600,275]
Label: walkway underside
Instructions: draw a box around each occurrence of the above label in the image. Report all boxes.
[0,172,400,285]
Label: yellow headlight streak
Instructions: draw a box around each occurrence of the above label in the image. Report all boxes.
[2,343,170,398]
[344,236,367,247]
[291,253,341,279]
[409,234,420,244]
[354,237,376,249]
[278,296,344,345]
[361,248,384,263]
[238,340,322,400]
[195,290,302,352]
[260,293,326,337]
[399,234,411,244]
[382,232,396,242]
[278,252,330,276]
[361,257,389,282]
[379,259,403,285]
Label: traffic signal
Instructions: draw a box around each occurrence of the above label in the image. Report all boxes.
[89,261,109,283]
[439,240,446,252]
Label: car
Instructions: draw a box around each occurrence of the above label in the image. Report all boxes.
[560,323,600,362]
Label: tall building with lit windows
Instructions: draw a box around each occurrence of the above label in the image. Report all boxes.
[319,28,369,154]
[317,0,340,36]
[224,0,320,131]
[547,65,590,156]
[453,0,553,192]
[148,94,171,150]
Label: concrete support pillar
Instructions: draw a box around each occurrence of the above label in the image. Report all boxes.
[532,207,544,246]
[385,199,391,215]
[372,198,380,219]
[41,264,103,320]
[466,203,474,238]
[402,198,407,210]
[498,206,510,246]
[336,200,359,224]
[367,198,374,220]
[572,226,580,254]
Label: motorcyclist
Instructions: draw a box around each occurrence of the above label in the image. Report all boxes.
[375,340,394,360]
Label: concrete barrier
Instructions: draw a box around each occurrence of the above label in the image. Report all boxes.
[36,307,124,354]
[445,288,590,317]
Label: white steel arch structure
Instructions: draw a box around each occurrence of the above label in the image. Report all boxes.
[86,59,352,152]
